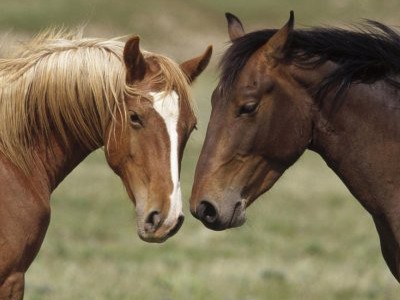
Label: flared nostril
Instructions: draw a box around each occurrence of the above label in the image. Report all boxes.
[197,200,218,224]
[144,210,161,233]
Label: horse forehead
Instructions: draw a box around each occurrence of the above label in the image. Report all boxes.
[150,91,180,120]
[241,55,269,81]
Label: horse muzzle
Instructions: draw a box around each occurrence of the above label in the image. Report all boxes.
[137,212,185,243]
[191,197,246,231]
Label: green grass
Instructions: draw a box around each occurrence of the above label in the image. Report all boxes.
[0,0,398,298]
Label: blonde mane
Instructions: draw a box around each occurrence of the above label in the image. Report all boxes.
[0,29,194,172]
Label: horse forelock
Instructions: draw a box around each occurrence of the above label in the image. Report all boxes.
[145,53,196,116]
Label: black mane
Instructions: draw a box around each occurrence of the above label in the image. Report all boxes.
[220,21,400,107]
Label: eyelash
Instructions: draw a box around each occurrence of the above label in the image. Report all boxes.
[130,112,143,128]
[238,102,258,116]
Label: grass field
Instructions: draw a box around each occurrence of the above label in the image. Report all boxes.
[0,1,399,299]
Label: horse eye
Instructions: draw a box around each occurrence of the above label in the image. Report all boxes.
[130,112,143,128]
[239,102,258,116]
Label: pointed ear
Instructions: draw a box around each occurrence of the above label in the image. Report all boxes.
[226,12,245,41]
[123,36,147,83]
[263,11,294,61]
[180,45,213,83]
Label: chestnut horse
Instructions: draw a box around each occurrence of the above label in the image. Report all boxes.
[191,12,400,282]
[0,29,211,299]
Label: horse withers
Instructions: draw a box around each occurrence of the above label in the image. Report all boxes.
[190,12,400,282]
[0,30,211,299]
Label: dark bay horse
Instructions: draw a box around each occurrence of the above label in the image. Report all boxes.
[190,11,400,282]
[0,29,211,299]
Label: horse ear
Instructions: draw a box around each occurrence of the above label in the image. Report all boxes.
[263,11,294,61]
[226,12,245,41]
[123,36,147,83]
[180,45,213,83]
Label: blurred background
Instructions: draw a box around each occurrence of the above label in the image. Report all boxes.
[2,0,399,299]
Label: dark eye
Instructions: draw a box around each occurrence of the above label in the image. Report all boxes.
[130,112,143,128]
[238,102,258,116]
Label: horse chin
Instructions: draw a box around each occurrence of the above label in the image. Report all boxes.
[201,213,246,231]
[138,232,169,243]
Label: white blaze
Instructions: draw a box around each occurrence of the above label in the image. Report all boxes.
[150,91,182,226]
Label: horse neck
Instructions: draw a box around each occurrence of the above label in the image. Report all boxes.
[309,75,400,214]
[34,134,96,193]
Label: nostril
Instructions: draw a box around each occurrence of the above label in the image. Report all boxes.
[144,210,161,233]
[197,200,218,224]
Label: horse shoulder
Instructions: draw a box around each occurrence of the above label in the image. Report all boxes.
[0,153,50,283]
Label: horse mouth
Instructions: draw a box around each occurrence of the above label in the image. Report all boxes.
[166,214,185,238]
[228,200,246,228]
